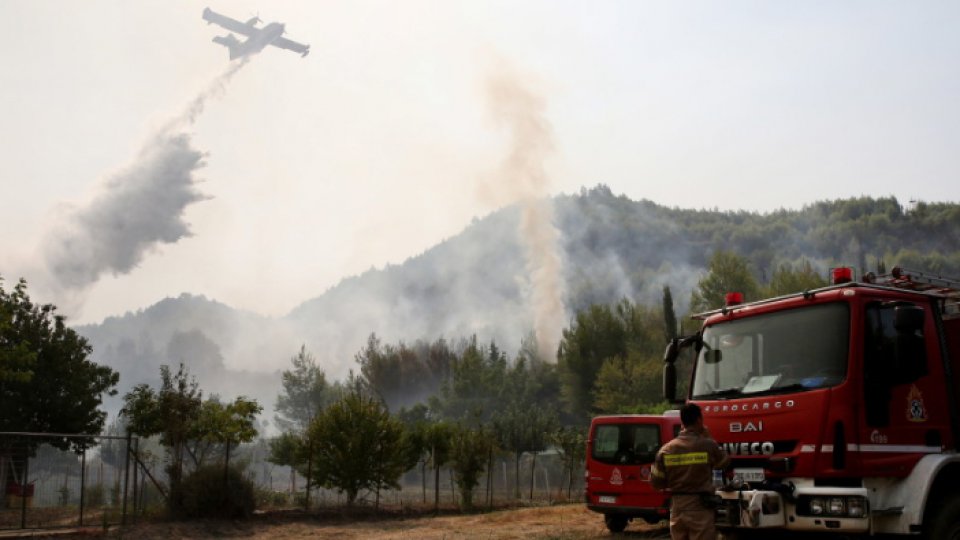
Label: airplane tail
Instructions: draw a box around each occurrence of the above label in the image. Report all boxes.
[212,34,242,60]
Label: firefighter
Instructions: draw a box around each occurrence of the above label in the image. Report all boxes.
[651,403,730,540]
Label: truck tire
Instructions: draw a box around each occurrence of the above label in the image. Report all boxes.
[925,494,960,540]
[604,514,628,533]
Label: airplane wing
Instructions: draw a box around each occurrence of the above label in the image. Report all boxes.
[202,7,257,37]
[271,36,310,57]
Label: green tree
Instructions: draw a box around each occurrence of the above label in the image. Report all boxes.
[430,338,508,423]
[551,427,586,499]
[0,277,119,487]
[593,357,644,413]
[189,395,262,467]
[423,421,453,512]
[690,251,762,312]
[557,304,627,419]
[662,285,678,343]
[356,334,443,412]
[765,260,828,297]
[396,404,435,504]
[559,300,664,418]
[493,404,557,501]
[267,431,306,494]
[305,388,406,505]
[121,363,257,513]
[275,345,337,432]
[0,280,35,385]
[449,424,494,509]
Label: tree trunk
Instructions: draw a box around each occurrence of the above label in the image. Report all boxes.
[529,451,537,501]
[433,457,440,514]
[449,469,455,505]
[486,447,493,510]
[421,460,427,504]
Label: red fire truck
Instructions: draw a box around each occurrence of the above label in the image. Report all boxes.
[663,266,960,538]
[584,412,682,532]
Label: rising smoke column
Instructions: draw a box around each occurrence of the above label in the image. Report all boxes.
[483,60,566,362]
[44,58,250,292]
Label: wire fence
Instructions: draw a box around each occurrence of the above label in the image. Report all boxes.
[0,432,138,531]
[0,432,584,531]
[259,452,586,512]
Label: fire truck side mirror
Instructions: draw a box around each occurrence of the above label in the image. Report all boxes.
[664,361,677,403]
[663,338,679,402]
[664,338,679,365]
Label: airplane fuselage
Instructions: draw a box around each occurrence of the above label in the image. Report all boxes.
[230,23,285,59]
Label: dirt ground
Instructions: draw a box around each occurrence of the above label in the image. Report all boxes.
[40,504,669,540]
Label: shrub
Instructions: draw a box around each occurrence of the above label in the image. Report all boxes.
[84,484,105,507]
[174,464,256,519]
[255,488,290,508]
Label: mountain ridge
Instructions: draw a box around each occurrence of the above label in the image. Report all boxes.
[75,186,960,422]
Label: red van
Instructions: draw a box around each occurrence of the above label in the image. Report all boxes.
[584,411,682,532]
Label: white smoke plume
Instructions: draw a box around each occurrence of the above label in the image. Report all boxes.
[44,58,251,293]
[483,59,566,362]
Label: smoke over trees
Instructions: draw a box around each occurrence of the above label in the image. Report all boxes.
[75,190,960,433]
[116,197,956,505]
[482,59,565,363]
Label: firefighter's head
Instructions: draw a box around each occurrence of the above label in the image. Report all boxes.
[680,403,704,429]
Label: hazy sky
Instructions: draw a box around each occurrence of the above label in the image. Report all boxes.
[2,1,958,325]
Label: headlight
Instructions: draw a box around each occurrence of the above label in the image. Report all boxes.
[809,497,824,515]
[847,497,866,518]
[801,495,868,517]
[828,497,846,515]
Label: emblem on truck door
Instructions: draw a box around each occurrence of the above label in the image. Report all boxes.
[907,385,928,423]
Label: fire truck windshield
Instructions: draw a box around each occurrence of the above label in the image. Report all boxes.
[691,303,849,399]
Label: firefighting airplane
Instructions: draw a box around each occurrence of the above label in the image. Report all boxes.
[202,7,310,59]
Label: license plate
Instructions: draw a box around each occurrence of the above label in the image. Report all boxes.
[733,468,765,483]
[598,495,617,504]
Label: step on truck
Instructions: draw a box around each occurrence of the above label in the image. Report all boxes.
[663,266,960,538]
[585,411,682,532]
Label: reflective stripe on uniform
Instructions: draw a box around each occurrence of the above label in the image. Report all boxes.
[662,452,708,467]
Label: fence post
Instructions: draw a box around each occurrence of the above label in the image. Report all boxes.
[132,437,139,523]
[80,448,87,526]
[19,451,29,529]
[121,431,132,526]
[305,437,313,511]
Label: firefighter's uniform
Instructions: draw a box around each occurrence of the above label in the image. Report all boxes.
[651,427,729,540]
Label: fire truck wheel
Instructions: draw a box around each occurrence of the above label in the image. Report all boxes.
[925,494,960,540]
[604,514,628,533]
[925,493,960,540]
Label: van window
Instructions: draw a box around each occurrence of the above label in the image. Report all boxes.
[592,423,662,465]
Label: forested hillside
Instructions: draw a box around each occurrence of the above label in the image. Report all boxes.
[76,186,960,423]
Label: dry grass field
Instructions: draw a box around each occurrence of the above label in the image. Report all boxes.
[30,504,669,539]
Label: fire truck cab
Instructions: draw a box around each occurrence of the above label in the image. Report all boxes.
[663,267,960,538]
[585,411,682,532]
